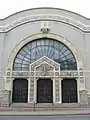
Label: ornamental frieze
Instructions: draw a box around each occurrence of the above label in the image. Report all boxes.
[12,71,29,76]
[36,71,54,77]
[10,71,79,77]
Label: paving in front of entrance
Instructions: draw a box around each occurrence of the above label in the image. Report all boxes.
[0,103,90,115]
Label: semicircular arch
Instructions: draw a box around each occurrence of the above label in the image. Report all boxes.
[7,33,82,71]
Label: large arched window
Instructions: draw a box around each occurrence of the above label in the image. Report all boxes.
[13,38,77,71]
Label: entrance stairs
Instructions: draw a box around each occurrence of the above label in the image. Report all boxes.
[0,103,90,115]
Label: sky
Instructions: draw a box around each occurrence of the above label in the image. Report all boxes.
[0,0,90,19]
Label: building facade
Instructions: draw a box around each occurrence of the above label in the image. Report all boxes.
[0,8,90,106]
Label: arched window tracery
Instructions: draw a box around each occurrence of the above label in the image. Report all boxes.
[13,38,77,71]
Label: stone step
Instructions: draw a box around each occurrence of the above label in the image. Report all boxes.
[1,103,90,111]
[11,103,80,107]
[0,106,90,111]
[0,106,90,115]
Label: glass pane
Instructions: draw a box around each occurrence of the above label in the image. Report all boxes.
[37,40,41,46]
[31,49,36,59]
[19,50,26,56]
[23,46,29,52]
[61,47,68,53]
[32,41,36,48]
[45,39,49,45]
[25,54,30,59]
[54,41,59,49]
[15,58,22,63]
[54,49,59,59]
[17,54,24,59]
[41,39,44,45]
[49,40,53,46]
[14,63,22,67]
[14,67,21,71]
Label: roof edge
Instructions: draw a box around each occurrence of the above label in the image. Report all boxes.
[0,7,89,20]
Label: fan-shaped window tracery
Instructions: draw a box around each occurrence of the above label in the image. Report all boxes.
[13,38,77,71]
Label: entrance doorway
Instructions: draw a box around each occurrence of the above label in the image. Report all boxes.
[37,79,53,103]
[12,78,28,103]
[62,79,78,103]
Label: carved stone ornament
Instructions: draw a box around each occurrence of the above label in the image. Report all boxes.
[79,90,88,104]
[36,62,54,76]
[41,21,50,33]
[80,77,84,83]
[30,56,60,71]
[36,63,53,72]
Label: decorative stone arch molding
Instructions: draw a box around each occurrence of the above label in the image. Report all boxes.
[7,33,83,71]
[0,14,90,32]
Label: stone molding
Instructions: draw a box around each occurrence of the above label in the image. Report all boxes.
[0,15,90,32]
[6,71,79,78]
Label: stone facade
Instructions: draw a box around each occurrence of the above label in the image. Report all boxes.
[0,8,90,106]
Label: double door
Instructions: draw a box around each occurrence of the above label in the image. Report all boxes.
[37,79,53,103]
[12,79,28,103]
[62,79,78,103]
